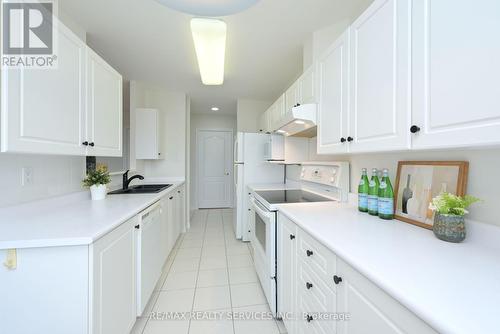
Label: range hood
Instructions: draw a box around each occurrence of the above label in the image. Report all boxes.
[275,104,317,137]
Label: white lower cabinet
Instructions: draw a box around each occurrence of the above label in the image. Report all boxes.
[277,215,297,332]
[91,216,137,334]
[336,258,437,334]
[0,186,186,334]
[277,213,436,334]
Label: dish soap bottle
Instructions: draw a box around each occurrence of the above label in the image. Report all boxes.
[358,168,369,212]
[378,168,394,220]
[368,168,380,216]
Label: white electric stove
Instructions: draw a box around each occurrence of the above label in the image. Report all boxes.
[248,162,350,316]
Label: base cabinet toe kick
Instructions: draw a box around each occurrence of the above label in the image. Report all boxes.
[0,184,186,334]
[277,213,437,334]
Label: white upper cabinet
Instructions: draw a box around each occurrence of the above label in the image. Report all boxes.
[411,0,500,149]
[135,108,163,160]
[1,19,122,157]
[349,0,411,153]
[1,23,87,155]
[299,66,315,104]
[317,30,350,155]
[86,48,123,157]
[285,80,300,113]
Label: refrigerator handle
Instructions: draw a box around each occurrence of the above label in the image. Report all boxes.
[234,164,238,188]
[234,138,238,163]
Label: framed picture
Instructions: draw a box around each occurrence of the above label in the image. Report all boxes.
[394,161,469,229]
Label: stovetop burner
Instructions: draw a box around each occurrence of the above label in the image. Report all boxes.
[255,189,333,204]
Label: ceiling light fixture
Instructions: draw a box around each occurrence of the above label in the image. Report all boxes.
[191,18,226,86]
[155,0,260,16]
[211,107,219,111]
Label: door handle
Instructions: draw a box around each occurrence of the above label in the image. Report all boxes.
[225,172,230,175]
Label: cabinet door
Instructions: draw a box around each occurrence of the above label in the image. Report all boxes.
[92,217,137,334]
[349,0,411,153]
[411,0,500,149]
[285,81,300,113]
[316,30,350,155]
[86,48,123,157]
[336,259,437,334]
[177,186,186,233]
[166,194,176,253]
[1,23,86,155]
[299,67,315,104]
[277,214,297,334]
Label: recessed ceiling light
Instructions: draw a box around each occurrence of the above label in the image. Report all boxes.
[294,120,306,125]
[211,107,219,111]
[191,18,226,85]
[155,0,260,16]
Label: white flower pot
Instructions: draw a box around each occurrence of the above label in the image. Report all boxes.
[90,184,107,201]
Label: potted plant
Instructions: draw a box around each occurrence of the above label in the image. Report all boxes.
[83,164,111,201]
[429,192,480,242]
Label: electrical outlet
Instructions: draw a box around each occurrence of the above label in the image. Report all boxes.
[22,167,34,186]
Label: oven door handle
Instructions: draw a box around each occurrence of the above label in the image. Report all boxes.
[251,198,273,220]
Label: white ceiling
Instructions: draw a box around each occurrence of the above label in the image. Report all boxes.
[59,0,371,115]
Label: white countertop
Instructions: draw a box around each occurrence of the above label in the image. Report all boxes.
[276,201,500,334]
[0,181,184,249]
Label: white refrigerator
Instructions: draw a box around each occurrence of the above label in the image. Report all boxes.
[233,132,284,241]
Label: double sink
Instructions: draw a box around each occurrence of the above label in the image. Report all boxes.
[108,184,172,195]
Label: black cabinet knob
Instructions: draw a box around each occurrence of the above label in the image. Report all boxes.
[306,315,313,323]
[347,136,353,142]
[333,275,343,285]
[306,282,313,289]
[289,234,296,240]
[297,103,301,107]
[410,125,421,133]
[89,142,95,147]
[340,137,346,143]
[82,141,89,146]
[134,225,140,229]
[306,250,313,257]
[169,196,174,200]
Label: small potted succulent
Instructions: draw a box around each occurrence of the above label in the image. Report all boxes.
[429,192,480,242]
[83,164,111,201]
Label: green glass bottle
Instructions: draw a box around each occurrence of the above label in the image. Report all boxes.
[367,168,379,216]
[378,168,394,220]
[358,168,369,212]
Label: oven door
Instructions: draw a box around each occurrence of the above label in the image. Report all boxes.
[250,197,277,315]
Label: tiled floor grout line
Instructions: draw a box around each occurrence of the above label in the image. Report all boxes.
[221,209,237,334]
[187,210,209,333]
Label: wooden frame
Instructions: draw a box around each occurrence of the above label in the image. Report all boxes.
[394,161,469,229]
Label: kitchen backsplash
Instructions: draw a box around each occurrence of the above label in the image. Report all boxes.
[0,154,85,208]
[284,138,500,227]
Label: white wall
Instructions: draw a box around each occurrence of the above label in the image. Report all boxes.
[189,114,237,210]
[237,99,272,133]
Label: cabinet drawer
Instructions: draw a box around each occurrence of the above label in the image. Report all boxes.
[297,259,336,313]
[297,228,336,286]
[297,291,336,334]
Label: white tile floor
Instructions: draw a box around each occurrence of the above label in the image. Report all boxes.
[131,208,287,334]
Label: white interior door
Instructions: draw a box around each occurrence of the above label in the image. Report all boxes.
[197,130,233,208]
